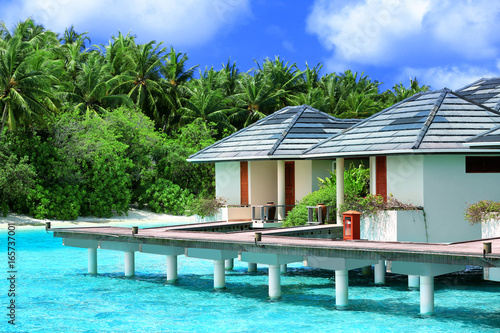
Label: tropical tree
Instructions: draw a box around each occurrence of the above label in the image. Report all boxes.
[112,41,170,125]
[0,36,59,132]
[63,53,132,117]
[230,71,283,128]
[388,77,430,103]
[179,80,234,136]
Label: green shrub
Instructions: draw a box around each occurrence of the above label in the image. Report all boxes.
[465,200,500,225]
[283,185,336,227]
[188,196,227,217]
[145,179,194,215]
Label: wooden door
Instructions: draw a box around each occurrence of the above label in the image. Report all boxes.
[285,161,295,214]
[376,156,387,201]
[240,161,248,205]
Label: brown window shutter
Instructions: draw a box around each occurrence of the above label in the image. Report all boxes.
[376,156,387,201]
[240,161,248,205]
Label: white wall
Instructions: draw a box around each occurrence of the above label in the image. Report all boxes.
[423,155,500,243]
[249,160,277,205]
[387,155,424,206]
[215,162,240,205]
[295,160,312,203]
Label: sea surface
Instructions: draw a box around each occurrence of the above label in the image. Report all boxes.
[3,222,500,332]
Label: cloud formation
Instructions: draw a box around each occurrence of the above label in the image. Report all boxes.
[2,0,250,46]
[307,0,500,87]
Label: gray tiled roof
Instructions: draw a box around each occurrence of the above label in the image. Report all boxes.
[188,105,359,162]
[456,77,500,110]
[466,125,500,144]
[304,89,500,157]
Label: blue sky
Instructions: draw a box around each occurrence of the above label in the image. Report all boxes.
[3,0,500,91]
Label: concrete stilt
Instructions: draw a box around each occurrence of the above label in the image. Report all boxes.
[124,251,135,277]
[248,262,257,272]
[268,265,281,299]
[280,264,287,274]
[374,260,385,285]
[408,275,420,289]
[166,255,178,282]
[214,259,225,289]
[225,258,234,270]
[420,275,434,315]
[88,248,97,275]
[362,266,371,275]
[335,270,349,308]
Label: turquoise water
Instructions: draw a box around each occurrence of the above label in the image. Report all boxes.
[4,224,500,332]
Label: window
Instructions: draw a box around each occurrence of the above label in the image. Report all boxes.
[466,156,500,173]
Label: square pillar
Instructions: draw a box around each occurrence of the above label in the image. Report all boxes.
[336,158,345,223]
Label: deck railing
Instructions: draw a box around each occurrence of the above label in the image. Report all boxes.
[306,205,335,225]
[251,204,295,222]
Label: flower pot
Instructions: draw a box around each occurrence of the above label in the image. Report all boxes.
[266,201,276,221]
[317,203,327,224]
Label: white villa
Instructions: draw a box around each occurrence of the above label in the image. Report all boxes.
[188,78,500,282]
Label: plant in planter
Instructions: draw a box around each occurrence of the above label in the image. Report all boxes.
[465,200,500,225]
[339,193,421,218]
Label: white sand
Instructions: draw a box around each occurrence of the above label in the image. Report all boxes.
[0,208,196,229]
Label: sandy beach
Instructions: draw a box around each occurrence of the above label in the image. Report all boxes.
[0,208,196,228]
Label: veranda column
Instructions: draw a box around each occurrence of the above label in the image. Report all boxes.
[124,251,135,277]
[268,264,281,299]
[277,160,286,220]
[374,260,385,285]
[369,156,376,195]
[335,270,348,308]
[336,158,345,224]
[88,248,97,275]
[214,259,225,289]
[166,255,178,282]
[420,275,434,314]
[408,275,420,289]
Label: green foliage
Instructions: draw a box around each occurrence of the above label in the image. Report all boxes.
[339,194,420,218]
[188,196,227,218]
[465,200,500,225]
[144,179,193,215]
[153,119,217,198]
[284,163,370,227]
[0,143,37,216]
[0,18,433,220]
[282,185,336,227]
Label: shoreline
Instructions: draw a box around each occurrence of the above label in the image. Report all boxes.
[0,208,196,229]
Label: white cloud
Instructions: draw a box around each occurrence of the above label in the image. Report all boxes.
[2,0,250,46]
[399,65,500,90]
[307,0,500,71]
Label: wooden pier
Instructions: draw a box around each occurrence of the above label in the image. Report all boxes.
[49,221,500,315]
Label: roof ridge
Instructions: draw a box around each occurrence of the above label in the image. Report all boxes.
[449,90,500,117]
[455,78,486,92]
[303,90,426,155]
[465,123,500,142]
[412,89,450,149]
[268,105,307,155]
[188,106,287,159]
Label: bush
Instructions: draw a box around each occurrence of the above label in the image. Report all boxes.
[283,185,336,227]
[144,179,194,215]
[283,163,370,227]
[465,200,500,225]
[188,196,227,218]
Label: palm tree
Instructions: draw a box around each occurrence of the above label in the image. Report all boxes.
[63,53,132,118]
[112,41,168,124]
[60,25,90,51]
[0,36,59,132]
[230,71,283,128]
[389,77,430,103]
[179,81,234,135]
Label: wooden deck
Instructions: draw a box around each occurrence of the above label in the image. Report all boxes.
[50,221,500,268]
